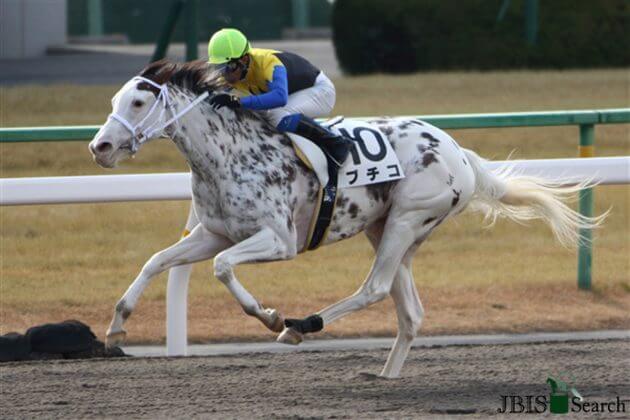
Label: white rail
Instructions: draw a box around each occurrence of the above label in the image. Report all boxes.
[1,157,629,206]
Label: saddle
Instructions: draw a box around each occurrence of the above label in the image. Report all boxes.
[287,116,404,252]
[287,117,341,252]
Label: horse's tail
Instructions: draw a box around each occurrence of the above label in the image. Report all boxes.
[462,148,607,248]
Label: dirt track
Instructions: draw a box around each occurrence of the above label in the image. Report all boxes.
[2,340,629,419]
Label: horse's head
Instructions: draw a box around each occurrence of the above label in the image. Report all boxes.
[89,67,175,168]
[89,59,245,168]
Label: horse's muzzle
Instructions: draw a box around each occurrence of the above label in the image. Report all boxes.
[90,140,113,155]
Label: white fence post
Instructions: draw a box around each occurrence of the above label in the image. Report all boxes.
[166,204,199,356]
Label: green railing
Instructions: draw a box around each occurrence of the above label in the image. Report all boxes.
[2,109,628,143]
[1,108,629,290]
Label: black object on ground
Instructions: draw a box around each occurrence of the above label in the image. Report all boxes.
[0,319,126,362]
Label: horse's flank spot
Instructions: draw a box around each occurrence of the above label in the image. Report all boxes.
[378,125,394,136]
[422,152,438,168]
[366,182,394,203]
[421,132,440,144]
[348,203,360,219]
[451,189,462,207]
[337,193,350,208]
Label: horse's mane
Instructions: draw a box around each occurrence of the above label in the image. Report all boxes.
[140,59,226,95]
[139,59,274,126]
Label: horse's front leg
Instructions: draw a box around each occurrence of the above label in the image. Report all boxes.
[106,224,232,346]
[212,227,296,333]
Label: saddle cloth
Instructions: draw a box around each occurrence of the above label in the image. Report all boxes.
[288,116,405,190]
[287,117,405,251]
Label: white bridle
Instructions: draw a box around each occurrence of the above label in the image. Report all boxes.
[108,76,209,152]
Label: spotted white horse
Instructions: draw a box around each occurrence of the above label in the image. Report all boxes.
[89,61,603,378]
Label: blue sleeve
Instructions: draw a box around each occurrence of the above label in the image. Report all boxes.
[240,65,289,110]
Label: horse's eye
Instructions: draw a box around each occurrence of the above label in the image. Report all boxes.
[133,100,144,107]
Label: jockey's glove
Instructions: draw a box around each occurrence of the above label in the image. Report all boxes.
[209,93,241,110]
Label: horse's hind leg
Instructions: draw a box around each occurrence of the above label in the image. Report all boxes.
[316,216,417,323]
[366,221,425,378]
[278,207,432,344]
[381,245,424,377]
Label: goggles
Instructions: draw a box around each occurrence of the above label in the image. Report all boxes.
[216,58,247,76]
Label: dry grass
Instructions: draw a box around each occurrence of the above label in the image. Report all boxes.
[1,69,629,343]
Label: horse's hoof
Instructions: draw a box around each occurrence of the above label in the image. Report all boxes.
[261,308,285,333]
[268,309,285,333]
[106,330,127,348]
[277,327,303,345]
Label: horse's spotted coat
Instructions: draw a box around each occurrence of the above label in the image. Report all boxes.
[133,76,472,251]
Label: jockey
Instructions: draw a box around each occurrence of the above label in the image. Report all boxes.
[206,28,352,168]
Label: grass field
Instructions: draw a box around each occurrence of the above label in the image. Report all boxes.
[1,69,629,344]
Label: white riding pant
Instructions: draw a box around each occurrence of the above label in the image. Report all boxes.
[266,72,336,127]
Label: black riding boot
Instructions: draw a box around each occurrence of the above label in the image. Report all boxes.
[292,115,353,168]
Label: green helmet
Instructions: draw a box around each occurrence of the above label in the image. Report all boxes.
[207,28,250,65]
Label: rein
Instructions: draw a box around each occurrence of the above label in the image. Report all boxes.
[108,76,209,152]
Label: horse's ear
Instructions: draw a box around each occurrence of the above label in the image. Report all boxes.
[140,59,175,85]
[141,59,164,78]
[153,64,176,85]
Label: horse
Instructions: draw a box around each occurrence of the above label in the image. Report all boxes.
[88,60,603,378]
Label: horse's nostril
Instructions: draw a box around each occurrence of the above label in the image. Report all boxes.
[95,142,113,154]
